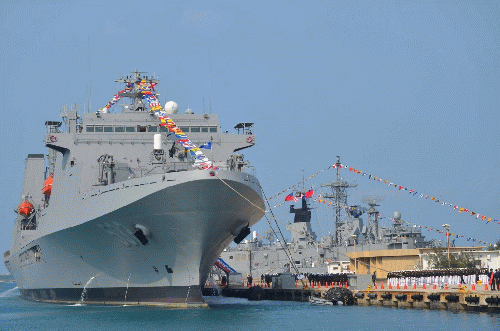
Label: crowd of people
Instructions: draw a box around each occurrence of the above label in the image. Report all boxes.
[224,268,500,291]
[302,273,350,286]
[386,268,500,288]
[257,273,350,287]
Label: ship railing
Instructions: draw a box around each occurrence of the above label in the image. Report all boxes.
[244,165,256,177]
[130,162,191,177]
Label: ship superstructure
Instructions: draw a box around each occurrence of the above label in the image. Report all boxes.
[3,70,265,307]
[220,157,429,277]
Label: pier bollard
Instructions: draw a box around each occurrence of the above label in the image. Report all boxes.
[345,282,349,289]
[318,283,321,289]
[397,283,400,289]
[472,284,476,291]
[433,284,437,290]
[404,283,407,290]
[389,283,392,289]
[485,284,489,290]
[326,283,329,289]
[423,284,426,290]
[413,284,417,290]
[381,283,384,289]
[374,283,377,289]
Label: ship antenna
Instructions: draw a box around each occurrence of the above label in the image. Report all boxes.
[302,169,305,193]
[87,35,91,113]
[209,54,212,114]
[209,74,212,115]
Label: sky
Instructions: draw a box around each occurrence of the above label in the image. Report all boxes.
[0,0,499,274]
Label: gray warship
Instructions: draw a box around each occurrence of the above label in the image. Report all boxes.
[3,70,265,307]
[219,157,430,277]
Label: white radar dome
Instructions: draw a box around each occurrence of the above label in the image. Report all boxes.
[184,108,194,114]
[392,211,401,221]
[164,101,178,114]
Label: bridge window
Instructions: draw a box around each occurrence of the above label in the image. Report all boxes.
[86,126,94,132]
[209,127,217,133]
[148,125,158,132]
[201,127,208,133]
[104,126,113,132]
[160,127,169,132]
[115,126,125,132]
[126,126,135,132]
[190,126,200,133]
[94,126,103,132]
[137,125,147,132]
[180,126,189,132]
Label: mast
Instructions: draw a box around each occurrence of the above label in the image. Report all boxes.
[322,156,357,246]
[114,69,159,112]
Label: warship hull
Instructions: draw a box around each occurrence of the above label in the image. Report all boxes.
[7,170,264,307]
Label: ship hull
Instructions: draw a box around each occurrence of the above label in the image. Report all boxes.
[8,170,264,308]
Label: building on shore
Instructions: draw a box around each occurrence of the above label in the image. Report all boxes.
[346,247,498,279]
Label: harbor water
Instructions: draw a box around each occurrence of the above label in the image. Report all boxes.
[1,282,498,330]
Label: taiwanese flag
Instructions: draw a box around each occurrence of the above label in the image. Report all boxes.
[285,193,294,201]
[304,189,314,199]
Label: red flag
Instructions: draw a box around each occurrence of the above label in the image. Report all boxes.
[285,193,294,201]
[305,189,314,199]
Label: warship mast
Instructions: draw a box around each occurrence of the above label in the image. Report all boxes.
[322,156,357,247]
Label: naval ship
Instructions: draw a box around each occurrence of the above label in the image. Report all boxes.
[219,157,430,277]
[3,70,265,307]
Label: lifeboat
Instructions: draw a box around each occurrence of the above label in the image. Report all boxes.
[42,175,53,196]
[19,201,34,217]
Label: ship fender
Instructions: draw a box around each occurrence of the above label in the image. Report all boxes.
[465,296,480,304]
[411,294,424,301]
[445,294,459,303]
[395,294,407,301]
[485,297,500,305]
[427,294,440,301]
[380,293,392,301]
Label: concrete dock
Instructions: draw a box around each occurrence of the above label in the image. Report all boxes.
[355,285,500,311]
[205,283,500,312]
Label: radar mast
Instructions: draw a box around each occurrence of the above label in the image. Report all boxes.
[321,156,357,246]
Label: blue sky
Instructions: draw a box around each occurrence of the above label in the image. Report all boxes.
[0,0,499,274]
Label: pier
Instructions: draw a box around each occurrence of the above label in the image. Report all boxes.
[355,284,500,312]
[204,282,500,312]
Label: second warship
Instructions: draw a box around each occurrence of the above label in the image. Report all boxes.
[219,157,431,277]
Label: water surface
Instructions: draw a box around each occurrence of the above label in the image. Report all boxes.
[1,283,498,330]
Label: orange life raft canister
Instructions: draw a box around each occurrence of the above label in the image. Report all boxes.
[19,201,34,217]
[42,175,53,196]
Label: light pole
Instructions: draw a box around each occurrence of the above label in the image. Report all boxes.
[442,223,450,265]
[351,234,357,274]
